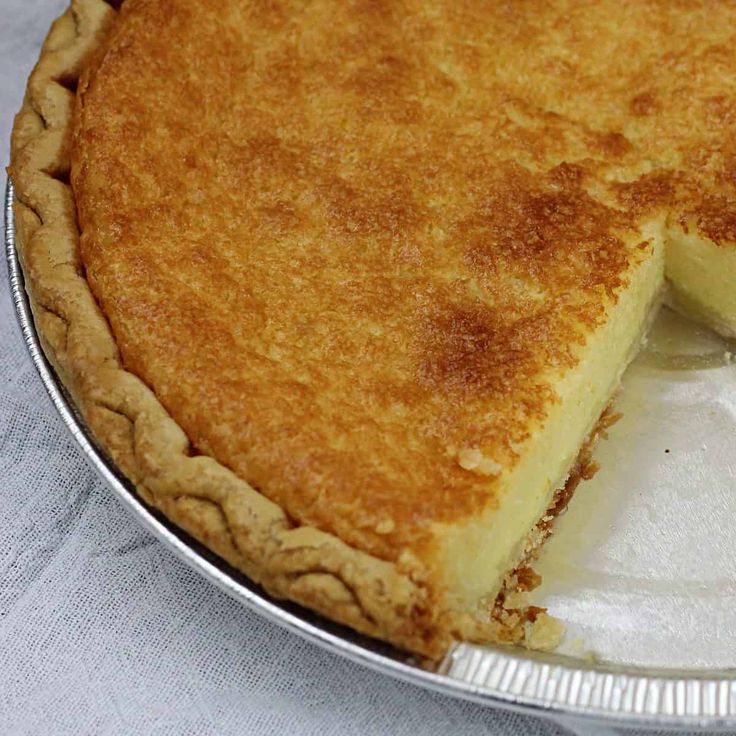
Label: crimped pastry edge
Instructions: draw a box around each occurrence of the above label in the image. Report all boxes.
[8,0,521,659]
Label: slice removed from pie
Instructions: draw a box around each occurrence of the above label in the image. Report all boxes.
[9,0,736,658]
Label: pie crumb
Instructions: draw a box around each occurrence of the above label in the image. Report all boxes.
[375,519,395,534]
[457,448,502,476]
[525,612,565,651]
[502,590,528,609]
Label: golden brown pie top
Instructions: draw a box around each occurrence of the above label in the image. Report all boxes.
[71,0,736,565]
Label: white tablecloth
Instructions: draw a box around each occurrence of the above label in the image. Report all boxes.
[0,3,692,734]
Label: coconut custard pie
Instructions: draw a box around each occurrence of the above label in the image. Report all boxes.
[10,0,736,658]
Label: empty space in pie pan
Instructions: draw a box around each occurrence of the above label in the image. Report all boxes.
[6,178,736,731]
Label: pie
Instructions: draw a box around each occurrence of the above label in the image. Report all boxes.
[10,0,736,659]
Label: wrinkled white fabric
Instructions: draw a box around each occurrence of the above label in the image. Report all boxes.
[0,4,694,735]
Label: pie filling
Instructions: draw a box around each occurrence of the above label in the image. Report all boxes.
[665,225,736,340]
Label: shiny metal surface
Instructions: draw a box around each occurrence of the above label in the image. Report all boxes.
[7,176,736,731]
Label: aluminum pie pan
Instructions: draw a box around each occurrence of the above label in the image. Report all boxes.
[6,177,736,731]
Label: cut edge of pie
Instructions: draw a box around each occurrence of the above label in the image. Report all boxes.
[9,0,736,662]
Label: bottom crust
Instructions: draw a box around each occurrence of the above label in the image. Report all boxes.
[486,404,622,653]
